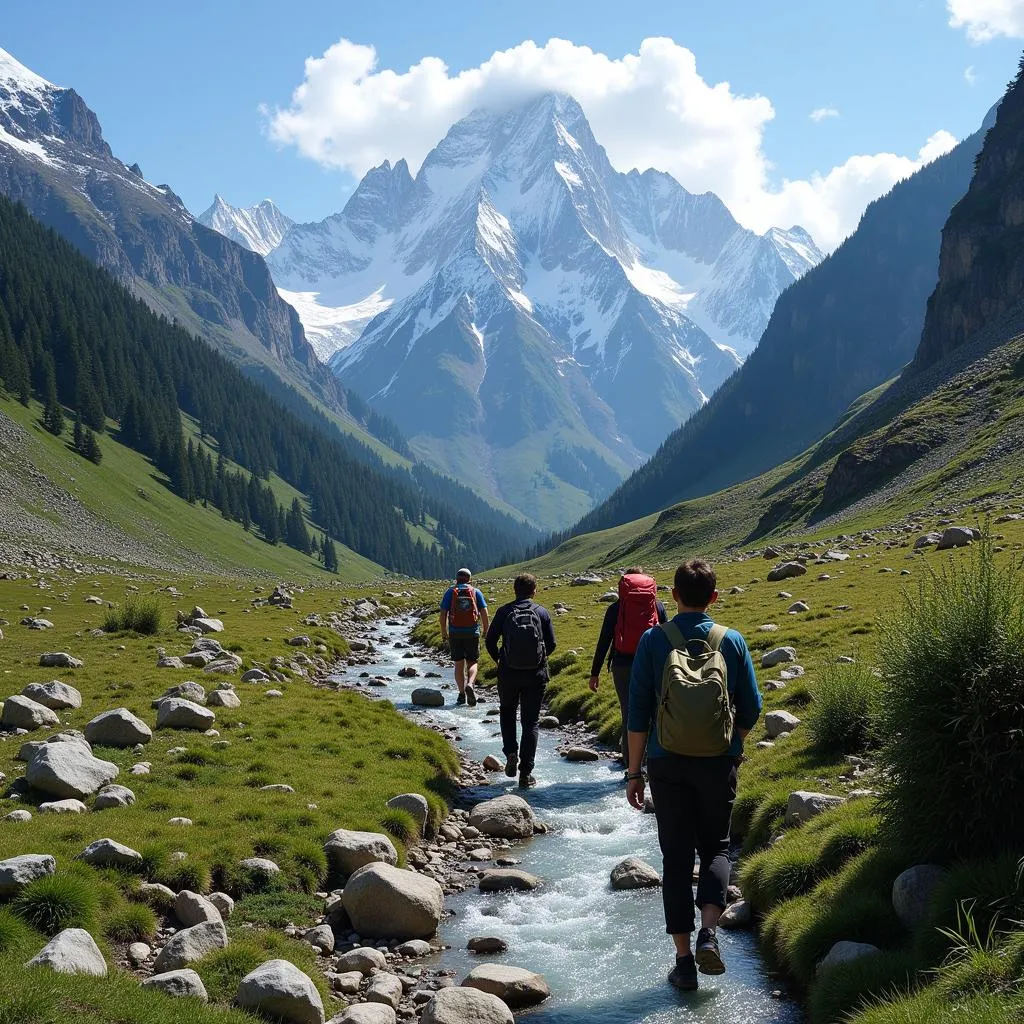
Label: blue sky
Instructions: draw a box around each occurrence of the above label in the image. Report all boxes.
[1,0,1018,245]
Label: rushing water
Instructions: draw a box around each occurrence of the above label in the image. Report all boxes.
[338,617,801,1023]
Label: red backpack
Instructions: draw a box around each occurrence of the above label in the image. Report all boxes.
[448,583,479,630]
[614,574,659,655]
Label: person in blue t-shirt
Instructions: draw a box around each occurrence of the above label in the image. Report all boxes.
[439,568,489,707]
[626,559,762,992]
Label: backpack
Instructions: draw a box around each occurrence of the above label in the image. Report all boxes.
[614,573,659,656]
[656,621,734,757]
[448,584,479,630]
[501,601,546,671]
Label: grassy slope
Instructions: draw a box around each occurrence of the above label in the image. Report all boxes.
[0,576,458,1020]
[0,394,381,581]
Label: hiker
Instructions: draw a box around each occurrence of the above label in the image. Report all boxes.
[439,568,489,706]
[588,567,668,764]
[625,559,762,991]
[485,573,557,789]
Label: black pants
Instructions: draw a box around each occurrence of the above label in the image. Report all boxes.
[648,755,737,935]
[497,674,546,774]
[611,662,633,762]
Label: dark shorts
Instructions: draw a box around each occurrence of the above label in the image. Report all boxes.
[449,635,480,663]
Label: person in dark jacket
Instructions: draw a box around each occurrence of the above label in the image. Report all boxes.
[485,573,556,789]
[588,567,668,763]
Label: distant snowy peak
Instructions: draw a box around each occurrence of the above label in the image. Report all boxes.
[0,46,57,98]
[197,195,294,256]
[764,226,824,279]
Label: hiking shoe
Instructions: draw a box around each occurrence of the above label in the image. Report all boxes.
[505,754,519,778]
[695,928,726,976]
[456,692,467,706]
[465,685,477,707]
[518,773,537,789]
[668,954,698,991]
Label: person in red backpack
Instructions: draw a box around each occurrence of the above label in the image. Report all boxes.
[439,568,489,706]
[588,568,668,763]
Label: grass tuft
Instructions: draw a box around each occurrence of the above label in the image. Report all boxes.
[808,661,882,755]
[102,596,163,635]
[13,873,99,935]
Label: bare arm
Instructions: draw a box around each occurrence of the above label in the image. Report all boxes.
[439,610,449,641]
[480,607,490,634]
[626,730,648,809]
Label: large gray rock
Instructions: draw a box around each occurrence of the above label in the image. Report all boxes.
[78,838,142,869]
[421,987,514,1024]
[342,862,444,940]
[719,899,752,929]
[324,828,398,875]
[94,784,136,809]
[915,532,943,548]
[410,688,444,707]
[208,688,241,708]
[174,890,223,927]
[85,707,152,747]
[192,617,224,634]
[331,1006,396,1024]
[141,968,209,1001]
[334,946,387,975]
[39,798,88,814]
[610,857,662,890]
[386,793,429,832]
[305,924,334,954]
[153,681,207,706]
[936,526,977,550]
[761,647,798,668]
[892,864,946,929]
[239,857,281,877]
[2,694,60,731]
[818,940,882,972]
[0,853,56,896]
[155,698,215,731]
[767,562,808,582]
[22,681,81,710]
[764,710,801,738]
[39,652,83,669]
[462,964,550,1009]
[468,795,536,839]
[784,791,844,827]
[365,971,404,1008]
[152,920,228,972]
[26,741,119,799]
[26,928,106,975]
[236,959,325,1024]
[208,891,235,919]
[478,869,540,893]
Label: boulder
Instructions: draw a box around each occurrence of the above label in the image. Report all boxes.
[892,864,946,929]
[39,799,88,814]
[914,532,942,548]
[818,941,882,972]
[174,890,223,927]
[241,668,269,683]
[334,946,387,975]
[0,853,56,896]
[78,838,143,869]
[156,698,215,731]
[239,857,281,877]
[153,681,207,706]
[610,857,662,890]
[141,968,209,1001]
[85,708,152,747]
[287,635,312,647]
[767,562,808,582]
[784,791,844,827]
[156,656,186,669]
[421,987,514,1024]
[719,899,751,929]
[22,681,81,710]
[324,828,398,876]
[761,647,797,668]
[26,741,119,799]
[563,747,599,762]
[386,793,429,832]
[482,755,503,771]
[478,869,540,893]
[936,526,976,550]
[152,921,228,972]
[342,862,444,940]
[2,810,32,822]
[208,688,241,708]
[570,574,602,586]
[468,937,508,955]
[468,795,536,839]
[94,784,136,810]
[538,716,560,729]
[411,688,443,706]
[2,694,60,731]
[236,959,325,1024]
[208,892,235,919]
[462,964,551,1008]
[305,924,334,954]
[128,942,151,964]
[395,939,432,958]
[764,710,801,739]
[25,928,106,976]
[192,618,224,634]
[365,971,403,1008]
[330,1006,396,1024]
[39,653,83,669]
[787,601,810,614]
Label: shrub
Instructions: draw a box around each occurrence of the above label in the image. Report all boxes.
[102,596,163,635]
[13,873,98,935]
[103,901,157,942]
[877,537,1024,860]
[808,661,882,755]
[809,949,918,1024]
[382,808,418,845]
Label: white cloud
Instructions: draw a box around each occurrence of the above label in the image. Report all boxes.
[267,37,957,251]
[964,65,978,85]
[948,0,1024,40]
[809,106,839,121]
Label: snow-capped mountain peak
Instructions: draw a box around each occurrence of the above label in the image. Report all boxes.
[197,195,294,257]
[0,46,57,98]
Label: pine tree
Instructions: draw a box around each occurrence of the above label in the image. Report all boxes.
[322,536,339,574]
[41,364,63,436]
[73,410,84,452]
[82,428,102,464]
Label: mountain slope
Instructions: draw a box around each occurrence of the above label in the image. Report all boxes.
[569,105,995,539]
[268,94,820,528]
[197,195,294,256]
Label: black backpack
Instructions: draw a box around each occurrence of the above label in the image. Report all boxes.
[502,602,546,671]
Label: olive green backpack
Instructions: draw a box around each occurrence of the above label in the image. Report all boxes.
[656,621,734,756]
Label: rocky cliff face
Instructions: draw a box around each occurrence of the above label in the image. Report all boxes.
[916,83,1021,368]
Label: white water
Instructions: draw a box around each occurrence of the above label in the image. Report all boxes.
[340,617,800,1022]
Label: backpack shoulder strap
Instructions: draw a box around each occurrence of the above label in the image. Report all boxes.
[707,623,728,652]
[660,620,687,650]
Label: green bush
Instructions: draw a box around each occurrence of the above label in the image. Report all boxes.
[382,808,418,846]
[102,596,163,635]
[877,538,1024,860]
[102,901,157,942]
[13,873,98,935]
[810,949,918,1024]
[808,661,882,755]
